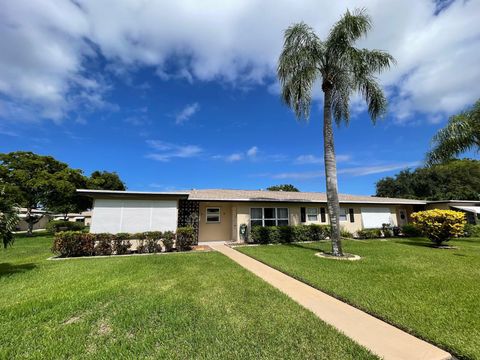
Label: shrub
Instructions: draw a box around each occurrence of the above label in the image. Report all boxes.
[95,239,112,256]
[93,233,115,241]
[129,232,146,240]
[52,231,95,257]
[277,226,294,243]
[250,224,330,244]
[464,224,480,238]
[401,224,423,237]
[292,225,310,242]
[176,226,195,251]
[144,231,163,240]
[115,233,130,240]
[340,228,354,238]
[162,231,175,252]
[356,228,382,239]
[47,220,85,234]
[113,238,131,255]
[308,224,330,241]
[136,240,147,253]
[411,210,466,245]
[251,226,271,244]
[146,239,162,253]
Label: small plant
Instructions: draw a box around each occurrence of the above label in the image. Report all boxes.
[136,239,147,253]
[340,228,354,238]
[46,220,85,234]
[401,224,423,237]
[95,239,112,256]
[356,229,382,239]
[464,224,480,238]
[176,226,195,251]
[113,238,131,255]
[146,239,162,253]
[411,210,466,246]
[162,231,175,252]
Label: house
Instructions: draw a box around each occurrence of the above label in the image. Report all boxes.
[77,189,431,242]
[53,211,92,226]
[15,208,52,232]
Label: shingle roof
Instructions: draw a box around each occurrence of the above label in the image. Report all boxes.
[188,189,426,204]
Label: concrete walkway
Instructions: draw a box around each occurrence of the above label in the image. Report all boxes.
[210,243,452,360]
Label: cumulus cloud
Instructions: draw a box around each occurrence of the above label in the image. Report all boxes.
[146,140,202,161]
[247,146,258,157]
[214,145,260,162]
[0,0,478,123]
[175,102,200,124]
[295,153,351,164]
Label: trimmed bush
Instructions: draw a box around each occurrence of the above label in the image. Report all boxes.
[95,239,112,256]
[136,239,147,253]
[356,228,382,239]
[251,226,271,244]
[401,224,423,237]
[94,233,115,241]
[176,226,195,251]
[464,224,480,238]
[308,224,330,241]
[47,220,85,234]
[146,239,162,253]
[250,224,330,244]
[52,231,95,257]
[162,231,175,252]
[411,209,466,245]
[113,238,131,255]
[340,228,354,238]
[144,231,163,240]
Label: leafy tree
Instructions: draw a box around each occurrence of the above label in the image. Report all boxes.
[427,100,480,165]
[87,171,126,191]
[376,159,480,200]
[277,9,395,256]
[0,186,19,248]
[266,184,299,192]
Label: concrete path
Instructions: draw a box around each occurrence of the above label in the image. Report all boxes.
[210,243,452,360]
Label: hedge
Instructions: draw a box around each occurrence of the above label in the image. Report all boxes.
[47,220,85,234]
[250,224,331,244]
[464,224,480,238]
[53,229,193,257]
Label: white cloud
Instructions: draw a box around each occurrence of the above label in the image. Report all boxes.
[175,102,200,124]
[225,153,244,162]
[265,161,420,180]
[295,153,351,164]
[247,146,258,157]
[0,0,478,123]
[146,140,202,161]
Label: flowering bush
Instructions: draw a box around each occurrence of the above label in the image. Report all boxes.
[411,210,466,245]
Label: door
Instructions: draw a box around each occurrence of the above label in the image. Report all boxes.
[398,209,408,227]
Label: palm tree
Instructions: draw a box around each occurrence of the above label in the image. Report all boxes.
[277,9,395,256]
[427,99,480,165]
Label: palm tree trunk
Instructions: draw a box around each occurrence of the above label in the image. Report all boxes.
[323,87,343,256]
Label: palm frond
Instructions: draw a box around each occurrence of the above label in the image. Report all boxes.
[277,22,323,120]
[358,76,388,122]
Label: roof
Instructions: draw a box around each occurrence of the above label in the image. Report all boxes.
[77,188,426,205]
[187,189,426,204]
[451,205,480,214]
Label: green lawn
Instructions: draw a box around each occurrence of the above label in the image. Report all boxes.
[238,238,480,360]
[0,234,376,359]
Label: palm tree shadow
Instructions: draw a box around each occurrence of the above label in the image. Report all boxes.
[0,263,36,278]
[285,242,327,251]
[393,240,437,249]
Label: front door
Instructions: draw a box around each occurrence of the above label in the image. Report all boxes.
[398,209,408,226]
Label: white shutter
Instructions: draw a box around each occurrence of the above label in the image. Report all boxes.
[361,207,392,228]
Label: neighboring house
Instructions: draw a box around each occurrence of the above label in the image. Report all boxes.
[426,200,480,225]
[78,189,433,242]
[53,211,92,226]
[16,208,52,232]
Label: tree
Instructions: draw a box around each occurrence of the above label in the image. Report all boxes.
[0,186,19,248]
[427,100,480,165]
[278,9,395,256]
[266,184,299,192]
[376,159,480,200]
[87,171,126,191]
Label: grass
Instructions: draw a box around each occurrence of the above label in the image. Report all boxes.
[237,237,480,360]
[0,234,376,359]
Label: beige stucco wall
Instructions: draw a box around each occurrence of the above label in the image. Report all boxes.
[16,215,50,231]
[198,202,233,241]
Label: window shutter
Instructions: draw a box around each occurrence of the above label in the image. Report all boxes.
[320,207,326,222]
[300,207,306,222]
[349,208,355,223]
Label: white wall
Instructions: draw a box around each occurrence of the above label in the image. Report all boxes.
[90,198,178,233]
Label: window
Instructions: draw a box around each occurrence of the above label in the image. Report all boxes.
[306,208,318,221]
[206,208,220,223]
[339,208,347,222]
[320,207,326,222]
[250,208,289,227]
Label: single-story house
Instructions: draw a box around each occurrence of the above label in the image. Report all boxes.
[77,188,441,242]
[15,208,52,232]
[53,211,92,226]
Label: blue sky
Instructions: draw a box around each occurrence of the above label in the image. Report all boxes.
[0,0,479,195]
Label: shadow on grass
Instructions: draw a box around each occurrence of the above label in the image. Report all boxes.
[0,263,36,277]
[14,231,50,239]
